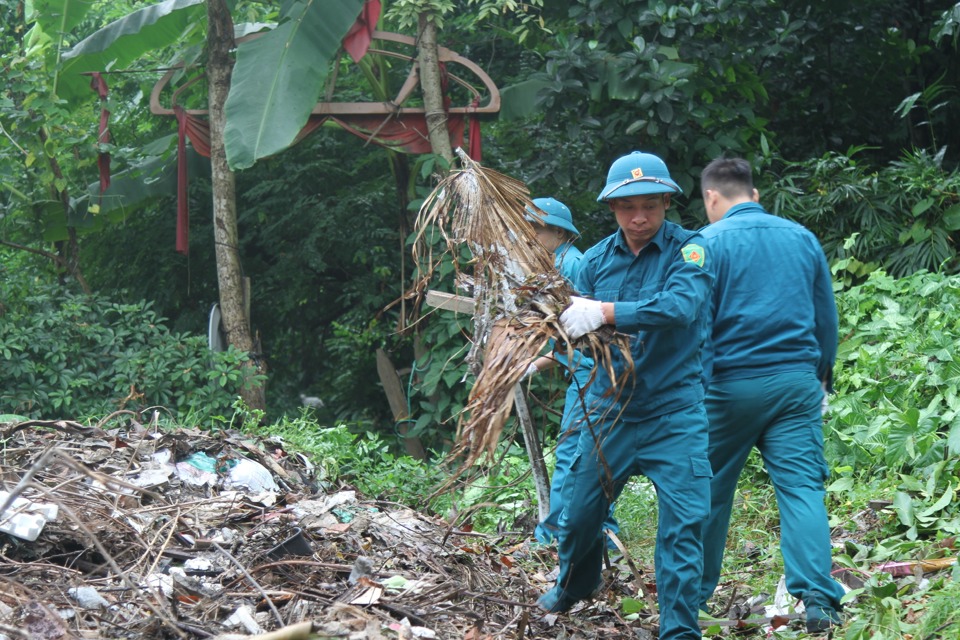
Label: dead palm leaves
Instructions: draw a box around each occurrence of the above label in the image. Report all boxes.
[410,149,630,473]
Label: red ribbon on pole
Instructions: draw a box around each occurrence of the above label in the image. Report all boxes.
[174,106,190,255]
[89,72,111,196]
[468,97,482,161]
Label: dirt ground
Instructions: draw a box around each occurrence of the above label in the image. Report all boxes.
[1,419,877,639]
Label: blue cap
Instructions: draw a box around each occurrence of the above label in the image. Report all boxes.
[597,151,682,202]
[526,197,579,236]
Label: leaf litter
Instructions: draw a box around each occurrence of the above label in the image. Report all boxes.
[0,416,673,640]
[3,415,956,638]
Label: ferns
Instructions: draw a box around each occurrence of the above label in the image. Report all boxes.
[769,147,960,279]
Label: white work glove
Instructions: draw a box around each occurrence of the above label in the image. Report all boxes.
[560,296,604,340]
[821,381,829,416]
[520,362,539,381]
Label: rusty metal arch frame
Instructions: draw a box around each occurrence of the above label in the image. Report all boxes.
[150,30,501,117]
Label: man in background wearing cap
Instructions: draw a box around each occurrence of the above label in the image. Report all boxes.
[523,198,619,548]
[540,152,714,640]
[697,157,844,633]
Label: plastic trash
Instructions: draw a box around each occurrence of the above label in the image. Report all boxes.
[175,452,219,487]
[225,605,262,634]
[267,527,313,559]
[223,458,279,493]
[0,491,59,542]
[68,586,111,610]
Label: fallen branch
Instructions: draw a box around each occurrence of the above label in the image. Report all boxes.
[409,150,631,485]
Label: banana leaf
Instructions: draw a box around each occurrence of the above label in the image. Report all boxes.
[58,0,206,102]
[223,0,365,170]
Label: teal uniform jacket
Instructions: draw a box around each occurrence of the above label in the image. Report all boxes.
[554,241,583,284]
[696,201,845,615]
[699,202,838,389]
[575,221,714,418]
[553,242,592,384]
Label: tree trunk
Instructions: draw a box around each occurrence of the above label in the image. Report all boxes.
[37,127,89,293]
[416,14,454,164]
[206,0,267,415]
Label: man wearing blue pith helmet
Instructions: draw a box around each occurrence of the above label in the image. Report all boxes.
[522,197,619,547]
[537,151,714,640]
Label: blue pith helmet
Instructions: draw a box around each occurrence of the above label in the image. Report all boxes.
[597,151,682,202]
[526,197,580,236]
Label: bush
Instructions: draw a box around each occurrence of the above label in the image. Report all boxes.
[0,279,260,423]
[769,147,960,280]
[828,268,960,540]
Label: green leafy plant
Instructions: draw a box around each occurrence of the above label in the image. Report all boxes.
[0,278,261,423]
[841,572,918,640]
[770,148,960,280]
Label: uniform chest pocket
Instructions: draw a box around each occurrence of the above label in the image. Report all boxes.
[592,288,620,302]
[621,275,667,301]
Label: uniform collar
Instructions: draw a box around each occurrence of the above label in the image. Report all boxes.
[722,201,765,219]
[614,222,667,254]
[554,241,574,257]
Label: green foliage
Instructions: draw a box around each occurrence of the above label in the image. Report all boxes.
[460,0,547,44]
[385,0,456,29]
[57,0,207,102]
[508,0,778,204]
[243,416,536,532]
[829,546,960,640]
[841,572,918,640]
[81,131,414,424]
[769,148,960,279]
[915,574,960,639]
[760,0,959,160]
[401,230,473,446]
[827,269,960,544]
[1,2,97,246]
[224,0,365,169]
[0,272,261,423]
[248,415,446,496]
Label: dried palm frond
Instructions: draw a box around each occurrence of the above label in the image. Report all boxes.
[409,149,632,474]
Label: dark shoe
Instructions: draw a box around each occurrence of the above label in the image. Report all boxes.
[804,591,841,634]
[806,616,835,634]
[537,582,602,614]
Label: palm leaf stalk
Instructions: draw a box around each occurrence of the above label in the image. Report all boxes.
[411,149,632,474]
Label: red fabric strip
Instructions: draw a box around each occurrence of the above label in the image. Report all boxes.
[183,113,211,157]
[90,72,111,195]
[342,0,381,63]
[331,114,464,154]
[174,106,189,255]
[468,98,481,161]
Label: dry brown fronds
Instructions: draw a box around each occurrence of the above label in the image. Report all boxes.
[409,149,632,477]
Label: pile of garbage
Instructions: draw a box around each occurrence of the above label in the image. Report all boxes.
[6,417,951,639]
[0,418,571,639]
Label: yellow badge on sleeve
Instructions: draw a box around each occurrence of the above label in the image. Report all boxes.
[681,244,705,267]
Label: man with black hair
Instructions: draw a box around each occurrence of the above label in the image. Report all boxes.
[698,157,845,634]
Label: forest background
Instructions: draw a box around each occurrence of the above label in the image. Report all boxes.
[4,1,960,637]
